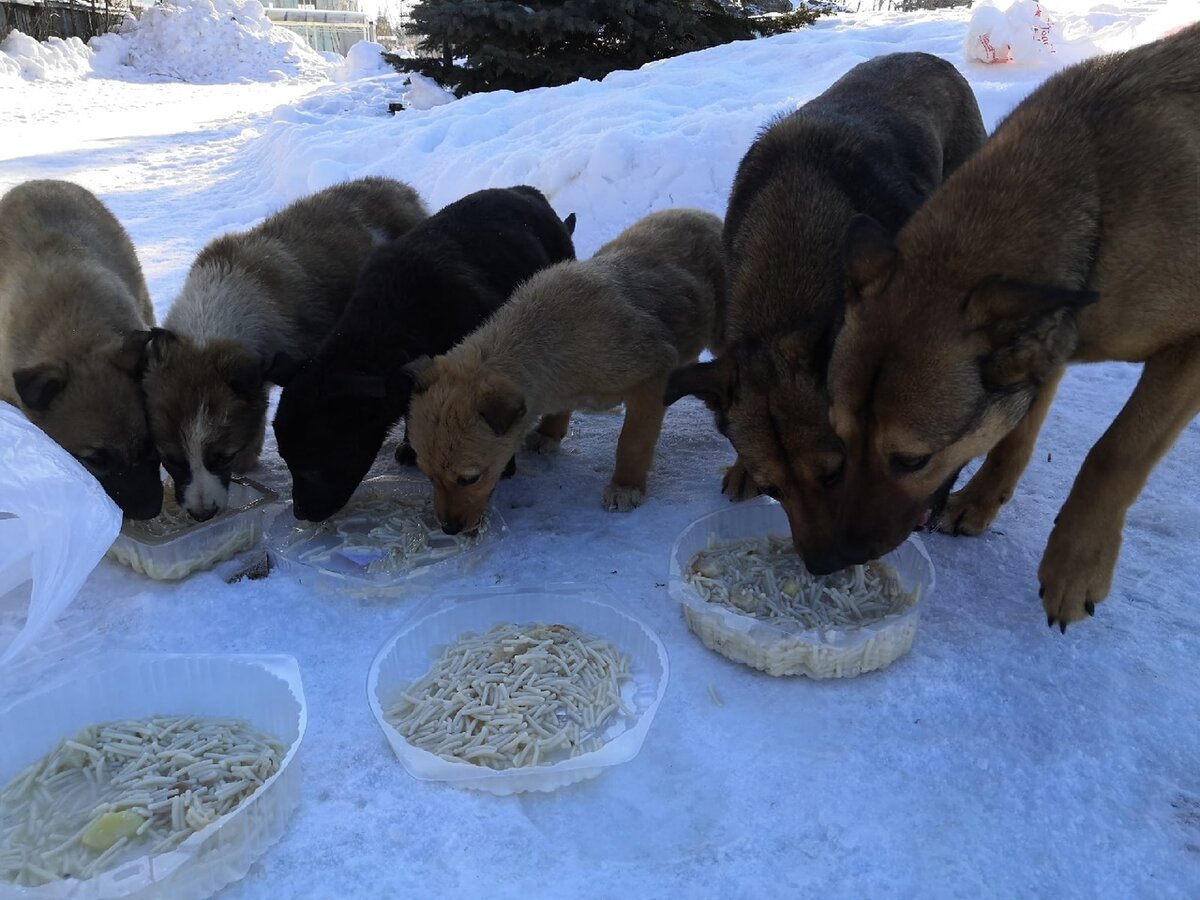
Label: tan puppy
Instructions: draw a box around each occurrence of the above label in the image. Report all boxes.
[404,208,725,533]
[0,179,162,519]
[827,24,1200,630]
[144,177,427,521]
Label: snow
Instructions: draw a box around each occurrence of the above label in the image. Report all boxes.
[2,0,1200,896]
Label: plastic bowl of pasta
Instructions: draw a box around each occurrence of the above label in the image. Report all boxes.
[0,653,305,899]
[669,498,934,679]
[268,475,508,596]
[367,586,669,795]
[107,478,277,581]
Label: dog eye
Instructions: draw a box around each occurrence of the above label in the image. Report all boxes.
[456,474,481,487]
[889,453,932,474]
[818,462,844,488]
[162,456,188,478]
[81,448,115,474]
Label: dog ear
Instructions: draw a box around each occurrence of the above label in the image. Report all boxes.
[402,356,437,396]
[115,330,155,376]
[968,278,1097,389]
[265,352,302,387]
[477,379,526,436]
[664,358,734,412]
[563,213,577,236]
[841,215,897,301]
[228,359,264,399]
[13,363,67,411]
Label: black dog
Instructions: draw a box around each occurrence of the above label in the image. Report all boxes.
[273,185,577,521]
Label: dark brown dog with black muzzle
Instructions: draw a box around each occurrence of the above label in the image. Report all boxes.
[665,52,986,575]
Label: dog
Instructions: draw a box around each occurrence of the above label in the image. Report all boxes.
[404,208,726,534]
[663,52,986,574]
[0,179,162,519]
[826,24,1200,629]
[143,176,427,521]
[272,185,577,522]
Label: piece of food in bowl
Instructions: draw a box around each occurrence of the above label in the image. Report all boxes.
[685,534,920,629]
[0,714,284,886]
[384,623,632,770]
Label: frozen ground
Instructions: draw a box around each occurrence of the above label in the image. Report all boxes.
[2,0,1199,896]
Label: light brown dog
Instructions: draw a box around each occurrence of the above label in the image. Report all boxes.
[0,179,163,519]
[827,24,1200,630]
[404,208,725,533]
[143,176,427,521]
[663,53,986,574]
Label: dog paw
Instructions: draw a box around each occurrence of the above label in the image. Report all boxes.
[602,483,644,512]
[936,484,1004,536]
[524,431,561,454]
[393,440,417,468]
[1038,512,1122,632]
[721,458,760,502]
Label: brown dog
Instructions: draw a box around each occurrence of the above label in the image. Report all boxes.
[0,180,162,519]
[828,24,1200,630]
[664,52,986,574]
[404,208,725,533]
[144,177,427,521]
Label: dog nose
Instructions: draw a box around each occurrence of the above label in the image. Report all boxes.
[189,506,218,523]
[442,520,464,535]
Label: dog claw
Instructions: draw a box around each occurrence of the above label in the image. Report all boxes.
[1047,614,1055,628]
[1085,600,1095,616]
[1038,585,1045,599]
[1059,621,1067,634]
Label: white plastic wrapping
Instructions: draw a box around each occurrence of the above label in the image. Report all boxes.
[965,0,1058,64]
[0,402,121,670]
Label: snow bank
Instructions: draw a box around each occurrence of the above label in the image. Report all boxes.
[90,0,331,83]
[330,40,391,82]
[0,31,93,82]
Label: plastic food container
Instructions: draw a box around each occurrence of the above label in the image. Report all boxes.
[107,479,277,581]
[669,499,935,678]
[0,653,306,900]
[267,475,508,597]
[367,586,669,795]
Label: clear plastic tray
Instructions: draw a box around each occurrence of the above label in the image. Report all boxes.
[669,499,935,678]
[367,586,669,795]
[267,475,508,597]
[0,653,306,900]
[107,479,277,581]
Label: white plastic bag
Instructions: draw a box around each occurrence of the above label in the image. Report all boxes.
[0,402,121,670]
[966,0,1058,64]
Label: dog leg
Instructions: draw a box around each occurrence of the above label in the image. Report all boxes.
[938,368,1064,535]
[721,454,762,502]
[525,411,571,454]
[603,379,667,512]
[1041,339,1200,629]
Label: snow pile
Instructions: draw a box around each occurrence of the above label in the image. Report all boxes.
[330,40,391,82]
[89,0,331,83]
[0,31,93,82]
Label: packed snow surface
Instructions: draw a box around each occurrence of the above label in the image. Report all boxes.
[1,0,1199,896]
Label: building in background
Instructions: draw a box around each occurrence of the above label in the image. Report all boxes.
[264,0,372,55]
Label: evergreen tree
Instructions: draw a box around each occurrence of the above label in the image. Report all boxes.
[388,0,820,96]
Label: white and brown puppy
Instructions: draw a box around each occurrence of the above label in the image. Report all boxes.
[0,179,162,519]
[405,208,726,534]
[144,177,427,521]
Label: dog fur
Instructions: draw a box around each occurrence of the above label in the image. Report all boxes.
[143,176,427,520]
[827,24,1200,628]
[0,179,162,519]
[663,52,986,574]
[272,185,577,522]
[404,208,726,533]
